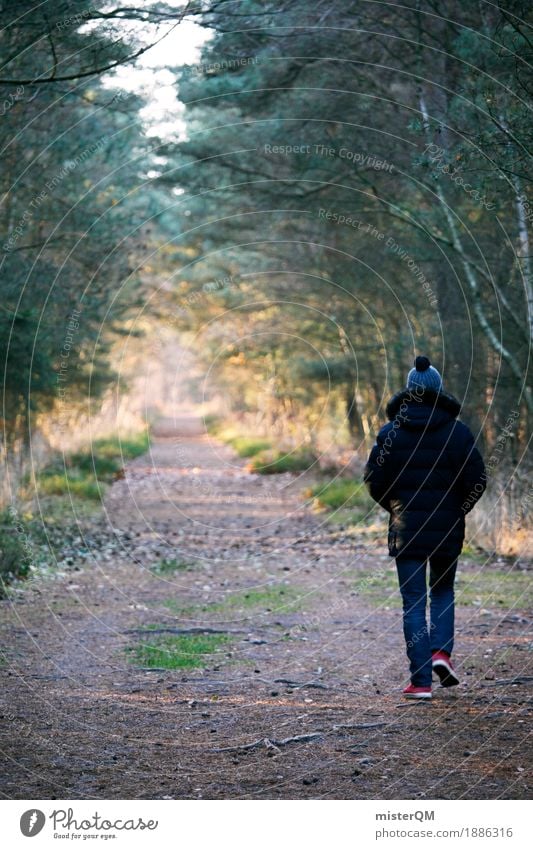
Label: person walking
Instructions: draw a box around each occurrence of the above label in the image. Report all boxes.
[364,356,486,699]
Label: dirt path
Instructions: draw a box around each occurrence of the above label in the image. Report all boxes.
[1,418,532,799]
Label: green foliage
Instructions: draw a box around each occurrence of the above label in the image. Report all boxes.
[35,431,149,501]
[68,453,122,480]
[227,436,272,458]
[36,472,103,501]
[0,508,33,586]
[29,494,101,528]
[165,0,532,469]
[0,313,57,441]
[90,433,150,461]
[4,428,150,591]
[0,2,159,449]
[249,449,318,474]
[207,422,272,456]
[306,478,374,512]
[127,633,232,669]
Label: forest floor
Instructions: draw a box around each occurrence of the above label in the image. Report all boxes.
[1,416,532,800]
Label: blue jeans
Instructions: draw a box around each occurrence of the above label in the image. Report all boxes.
[395,554,458,687]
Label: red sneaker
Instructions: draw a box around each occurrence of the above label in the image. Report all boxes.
[403,683,432,700]
[432,651,460,687]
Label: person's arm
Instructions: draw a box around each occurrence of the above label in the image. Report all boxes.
[459,426,487,514]
[363,428,393,512]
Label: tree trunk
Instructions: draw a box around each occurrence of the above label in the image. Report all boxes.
[345,383,364,441]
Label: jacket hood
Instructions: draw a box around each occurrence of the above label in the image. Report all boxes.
[385,386,461,431]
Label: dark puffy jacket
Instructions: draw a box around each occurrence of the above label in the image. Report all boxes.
[364,386,486,558]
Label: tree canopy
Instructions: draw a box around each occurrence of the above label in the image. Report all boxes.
[155,0,532,459]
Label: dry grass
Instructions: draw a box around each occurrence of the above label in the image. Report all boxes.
[465,474,532,558]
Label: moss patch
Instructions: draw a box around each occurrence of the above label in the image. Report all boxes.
[126,632,232,669]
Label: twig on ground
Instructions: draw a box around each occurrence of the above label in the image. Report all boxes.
[273,678,330,690]
[212,721,391,753]
[484,676,533,686]
[213,732,324,753]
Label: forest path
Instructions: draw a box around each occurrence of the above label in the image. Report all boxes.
[0,418,531,799]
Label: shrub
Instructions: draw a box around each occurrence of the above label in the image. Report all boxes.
[67,452,122,481]
[37,472,103,501]
[305,478,374,511]
[91,431,149,461]
[228,436,272,458]
[0,508,34,586]
[249,448,318,474]
[34,430,149,501]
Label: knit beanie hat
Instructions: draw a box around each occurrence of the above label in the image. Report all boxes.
[406,355,443,392]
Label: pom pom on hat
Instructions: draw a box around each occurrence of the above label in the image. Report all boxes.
[407,355,443,391]
[414,355,431,371]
